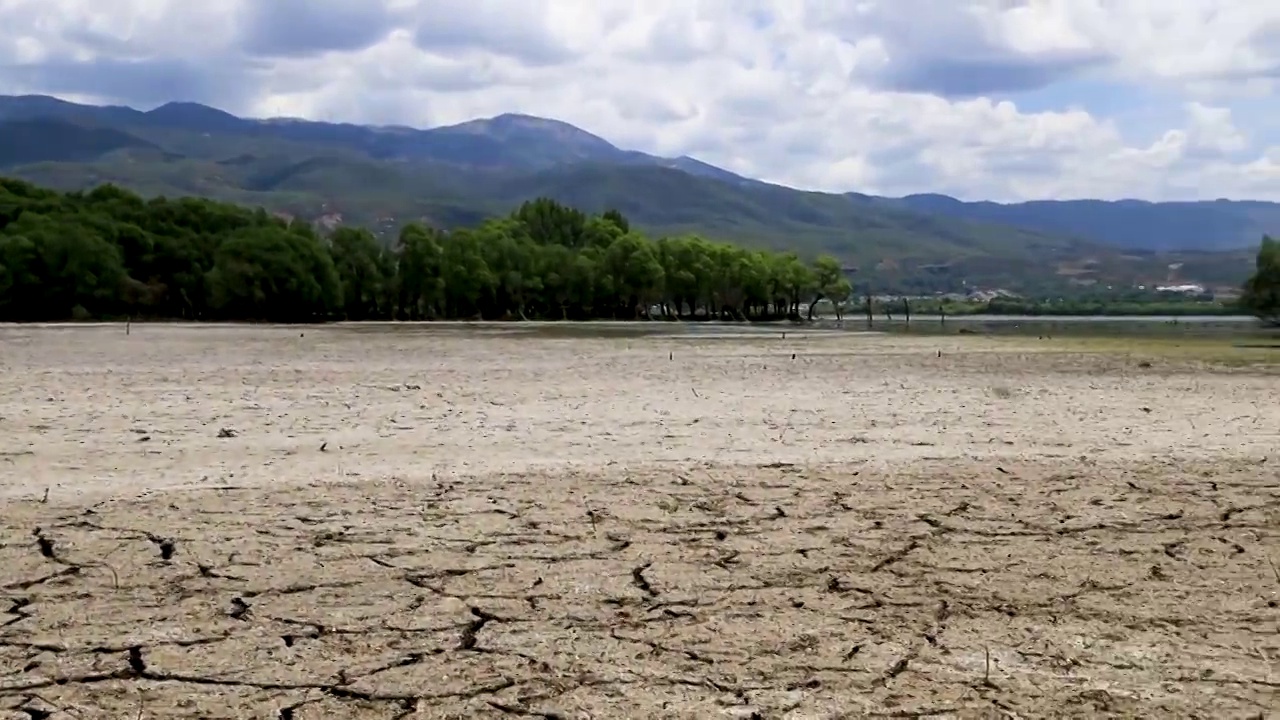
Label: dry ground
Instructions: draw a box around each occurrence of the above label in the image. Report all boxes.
[0,323,1277,719]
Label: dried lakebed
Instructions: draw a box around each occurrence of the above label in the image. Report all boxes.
[1,324,1277,718]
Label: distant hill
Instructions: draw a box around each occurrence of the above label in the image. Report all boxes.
[886,194,1280,252]
[0,118,159,166]
[0,93,1267,293]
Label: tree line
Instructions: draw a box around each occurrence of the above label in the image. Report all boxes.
[0,178,853,323]
[3,176,1276,325]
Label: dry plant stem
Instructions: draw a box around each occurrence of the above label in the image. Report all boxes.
[982,646,997,689]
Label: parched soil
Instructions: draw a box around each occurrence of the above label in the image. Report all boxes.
[1,324,1277,719]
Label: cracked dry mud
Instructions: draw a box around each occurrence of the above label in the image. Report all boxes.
[1,324,1278,719]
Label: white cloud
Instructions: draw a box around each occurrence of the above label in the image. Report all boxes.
[2,0,1280,200]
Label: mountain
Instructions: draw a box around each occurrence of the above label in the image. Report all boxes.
[1,95,642,170]
[886,194,1280,252]
[0,94,1265,293]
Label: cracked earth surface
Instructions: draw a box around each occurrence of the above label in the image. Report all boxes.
[1,324,1277,719]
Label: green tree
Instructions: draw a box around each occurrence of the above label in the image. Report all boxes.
[0,234,42,320]
[477,219,539,319]
[2,212,126,319]
[439,228,497,319]
[330,227,388,320]
[807,255,846,320]
[1242,235,1280,326]
[395,223,445,319]
[206,225,340,322]
[603,233,664,318]
[776,253,815,318]
[513,198,587,248]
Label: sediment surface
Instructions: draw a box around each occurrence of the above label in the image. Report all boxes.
[1,323,1277,718]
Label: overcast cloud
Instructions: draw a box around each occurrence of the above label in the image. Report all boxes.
[1,0,1279,201]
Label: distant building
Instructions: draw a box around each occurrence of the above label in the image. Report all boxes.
[966,289,1018,302]
[1155,284,1205,294]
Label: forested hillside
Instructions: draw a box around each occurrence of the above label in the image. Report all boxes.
[0,178,852,323]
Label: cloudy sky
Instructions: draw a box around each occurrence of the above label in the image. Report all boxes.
[2,0,1279,201]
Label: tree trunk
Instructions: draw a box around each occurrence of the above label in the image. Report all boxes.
[807,294,824,321]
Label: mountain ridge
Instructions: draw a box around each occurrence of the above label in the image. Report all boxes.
[884,193,1280,252]
[0,94,1268,291]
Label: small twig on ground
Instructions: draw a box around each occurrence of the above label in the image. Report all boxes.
[100,562,121,590]
[982,645,998,688]
[40,487,49,504]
